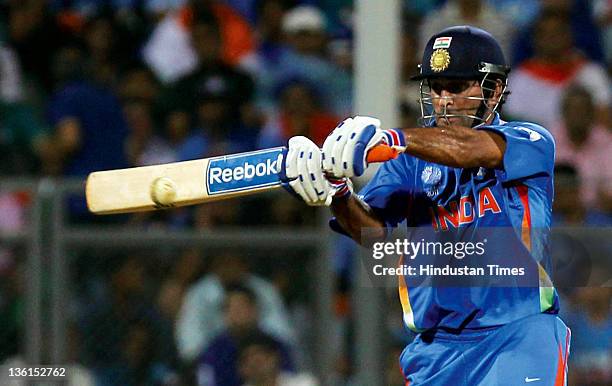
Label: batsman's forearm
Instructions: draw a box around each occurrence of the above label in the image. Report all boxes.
[330,194,386,246]
[401,127,503,169]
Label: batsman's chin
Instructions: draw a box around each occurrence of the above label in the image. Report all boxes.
[435,116,470,128]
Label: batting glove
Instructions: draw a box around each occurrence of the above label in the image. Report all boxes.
[279,136,353,206]
[322,116,406,178]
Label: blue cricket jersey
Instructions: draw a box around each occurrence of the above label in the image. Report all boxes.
[345,114,559,332]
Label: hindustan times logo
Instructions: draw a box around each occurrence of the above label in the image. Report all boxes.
[372,239,487,260]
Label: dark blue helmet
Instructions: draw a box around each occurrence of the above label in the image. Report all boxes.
[413,25,509,80]
[414,26,511,127]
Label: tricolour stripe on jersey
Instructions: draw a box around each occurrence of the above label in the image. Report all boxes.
[399,366,410,386]
[516,184,531,250]
[517,184,555,312]
[398,257,423,332]
[554,327,571,386]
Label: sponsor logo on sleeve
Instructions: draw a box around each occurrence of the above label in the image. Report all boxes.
[516,127,542,142]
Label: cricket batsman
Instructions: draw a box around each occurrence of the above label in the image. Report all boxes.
[279,26,571,385]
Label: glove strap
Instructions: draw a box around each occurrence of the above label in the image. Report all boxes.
[328,177,352,198]
[382,128,406,147]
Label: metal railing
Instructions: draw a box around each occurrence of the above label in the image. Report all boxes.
[0,178,343,384]
[2,178,608,386]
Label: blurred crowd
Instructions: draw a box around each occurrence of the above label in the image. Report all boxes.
[0,0,610,385]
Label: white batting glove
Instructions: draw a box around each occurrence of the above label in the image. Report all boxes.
[280,136,353,206]
[322,116,406,178]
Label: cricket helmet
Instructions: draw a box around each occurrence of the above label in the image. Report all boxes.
[414,25,511,127]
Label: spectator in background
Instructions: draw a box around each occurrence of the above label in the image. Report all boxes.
[176,253,295,364]
[161,108,192,158]
[143,0,255,83]
[82,13,123,86]
[238,0,293,113]
[176,73,256,160]
[486,0,541,30]
[552,85,612,211]
[552,164,611,226]
[157,249,205,322]
[510,0,606,66]
[505,7,611,130]
[252,0,291,49]
[258,78,337,148]
[45,45,128,176]
[196,284,294,386]
[118,65,160,106]
[561,286,612,386]
[283,5,327,58]
[119,64,175,166]
[78,254,177,386]
[0,98,50,175]
[44,45,128,219]
[0,42,24,103]
[5,0,68,94]
[280,5,352,116]
[241,4,353,116]
[1,16,54,177]
[158,13,257,159]
[418,0,514,62]
[238,333,318,386]
[193,199,242,228]
[124,98,175,166]
[593,0,612,67]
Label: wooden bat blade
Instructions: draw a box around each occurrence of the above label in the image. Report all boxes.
[86,148,285,214]
[85,143,401,215]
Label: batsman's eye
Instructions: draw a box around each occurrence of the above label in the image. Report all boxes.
[429,80,476,95]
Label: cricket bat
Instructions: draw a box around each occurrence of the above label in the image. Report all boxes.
[85,144,400,215]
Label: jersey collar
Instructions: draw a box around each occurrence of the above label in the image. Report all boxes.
[474,112,502,128]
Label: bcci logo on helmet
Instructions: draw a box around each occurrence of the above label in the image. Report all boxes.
[430,49,451,72]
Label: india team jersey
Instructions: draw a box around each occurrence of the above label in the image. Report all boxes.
[356,114,559,332]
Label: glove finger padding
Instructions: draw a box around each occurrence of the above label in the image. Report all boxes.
[322,116,385,178]
[283,136,332,206]
[307,149,330,203]
[297,148,319,203]
[284,137,302,180]
[352,116,381,131]
[322,118,352,177]
[284,137,313,203]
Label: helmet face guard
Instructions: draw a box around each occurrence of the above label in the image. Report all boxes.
[417,62,509,127]
[413,26,511,127]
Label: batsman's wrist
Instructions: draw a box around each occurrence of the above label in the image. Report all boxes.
[382,128,406,148]
[328,177,352,198]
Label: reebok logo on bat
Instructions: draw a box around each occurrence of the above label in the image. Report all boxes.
[209,158,278,184]
[206,148,284,195]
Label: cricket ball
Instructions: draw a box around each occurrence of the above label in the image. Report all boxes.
[150,177,177,207]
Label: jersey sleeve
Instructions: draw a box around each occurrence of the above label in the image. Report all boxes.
[330,155,417,235]
[477,122,555,182]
